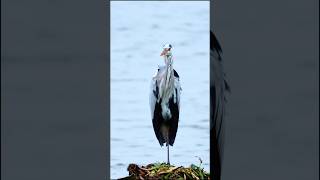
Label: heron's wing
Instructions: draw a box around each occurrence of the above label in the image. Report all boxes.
[152,101,165,146]
[149,66,166,116]
[149,69,165,146]
[149,73,158,118]
[173,69,181,110]
[173,69,180,78]
[210,31,230,179]
[167,72,181,146]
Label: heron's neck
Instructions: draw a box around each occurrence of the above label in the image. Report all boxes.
[164,56,173,78]
[164,55,173,66]
[160,58,174,120]
[161,56,173,97]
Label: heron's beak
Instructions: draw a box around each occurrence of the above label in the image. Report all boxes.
[160,49,169,56]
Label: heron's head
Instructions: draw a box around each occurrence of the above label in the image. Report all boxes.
[160,43,172,57]
[160,43,173,66]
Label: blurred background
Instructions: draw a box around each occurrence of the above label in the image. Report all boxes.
[111,1,209,178]
[212,0,319,179]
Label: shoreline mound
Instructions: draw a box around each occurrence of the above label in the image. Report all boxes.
[118,163,210,180]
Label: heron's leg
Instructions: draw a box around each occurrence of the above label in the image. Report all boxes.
[166,129,170,165]
[167,143,170,165]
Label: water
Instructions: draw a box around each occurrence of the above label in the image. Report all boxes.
[110,1,210,178]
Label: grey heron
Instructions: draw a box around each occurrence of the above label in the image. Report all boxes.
[210,31,230,180]
[149,43,181,165]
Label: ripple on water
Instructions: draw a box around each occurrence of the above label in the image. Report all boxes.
[200,119,209,122]
[182,124,207,130]
[193,52,207,56]
[178,41,188,46]
[111,78,147,82]
[128,144,140,148]
[184,22,193,27]
[126,54,133,59]
[113,118,129,122]
[111,138,124,142]
[116,26,129,31]
[151,24,160,29]
[173,154,182,157]
[115,163,126,167]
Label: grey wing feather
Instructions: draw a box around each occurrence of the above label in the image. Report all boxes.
[149,68,166,146]
[168,73,181,146]
[174,75,181,110]
[149,74,158,118]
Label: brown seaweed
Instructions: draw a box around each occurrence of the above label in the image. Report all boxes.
[118,163,210,180]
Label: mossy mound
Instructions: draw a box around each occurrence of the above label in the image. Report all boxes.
[118,163,210,180]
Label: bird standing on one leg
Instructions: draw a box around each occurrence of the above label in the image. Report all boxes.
[149,44,181,165]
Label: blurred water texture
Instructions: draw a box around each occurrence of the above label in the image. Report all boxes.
[111,1,210,178]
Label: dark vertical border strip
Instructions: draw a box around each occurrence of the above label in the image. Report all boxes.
[106,0,110,179]
[1,0,7,178]
[210,0,318,179]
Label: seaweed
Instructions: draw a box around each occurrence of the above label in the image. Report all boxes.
[118,162,210,180]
